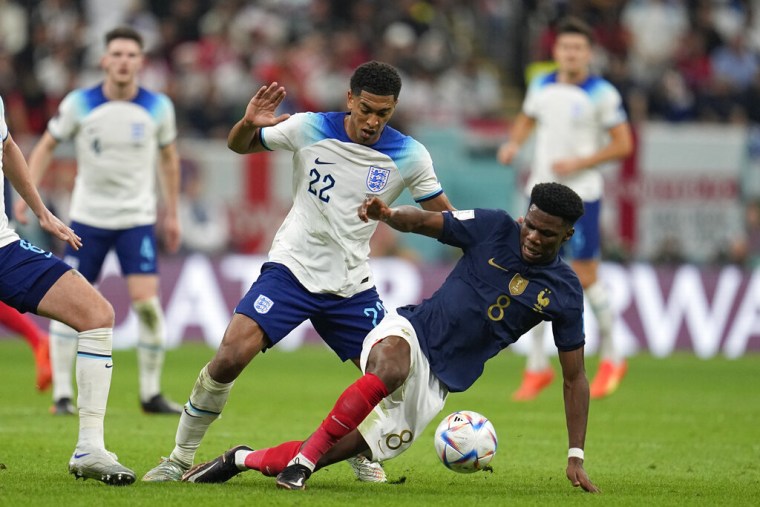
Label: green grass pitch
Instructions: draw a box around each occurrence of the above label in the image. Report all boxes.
[0,339,758,506]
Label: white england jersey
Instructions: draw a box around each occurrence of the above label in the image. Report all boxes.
[0,95,21,248]
[47,84,177,229]
[523,72,627,201]
[261,112,443,297]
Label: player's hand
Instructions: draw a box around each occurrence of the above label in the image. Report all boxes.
[496,142,519,165]
[37,209,82,251]
[163,214,181,254]
[358,196,392,223]
[13,199,30,225]
[242,82,291,128]
[566,459,600,493]
[552,158,583,176]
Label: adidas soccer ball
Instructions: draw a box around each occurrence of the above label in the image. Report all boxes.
[434,410,498,473]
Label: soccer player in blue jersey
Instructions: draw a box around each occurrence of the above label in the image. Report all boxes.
[180,182,598,493]
[498,17,633,400]
[142,61,454,483]
[15,27,183,415]
[1,94,135,485]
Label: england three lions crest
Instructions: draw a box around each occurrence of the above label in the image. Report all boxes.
[366,166,390,193]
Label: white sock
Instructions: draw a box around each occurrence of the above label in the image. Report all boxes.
[525,321,550,372]
[585,282,622,364]
[169,364,233,467]
[287,453,316,472]
[50,320,78,402]
[134,297,166,402]
[75,328,113,451]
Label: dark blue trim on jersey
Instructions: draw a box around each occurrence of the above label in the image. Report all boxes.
[415,189,444,203]
[80,83,166,116]
[259,128,273,151]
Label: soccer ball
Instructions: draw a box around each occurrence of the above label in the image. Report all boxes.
[433,410,498,473]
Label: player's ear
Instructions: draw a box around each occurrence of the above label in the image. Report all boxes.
[346,90,354,109]
[562,227,575,243]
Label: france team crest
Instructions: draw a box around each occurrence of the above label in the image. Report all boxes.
[254,294,274,314]
[366,166,390,192]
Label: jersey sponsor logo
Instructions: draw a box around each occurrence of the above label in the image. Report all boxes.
[366,166,390,193]
[509,274,529,296]
[253,294,274,314]
[488,257,509,273]
[451,210,475,221]
[314,157,335,165]
[533,288,552,313]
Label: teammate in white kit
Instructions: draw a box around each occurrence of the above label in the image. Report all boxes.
[497,17,633,400]
[142,61,453,483]
[1,95,135,485]
[15,27,183,415]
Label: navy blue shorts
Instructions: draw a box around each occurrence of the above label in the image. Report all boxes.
[561,199,601,261]
[63,221,158,282]
[0,239,72,313]
[235,262,386,361]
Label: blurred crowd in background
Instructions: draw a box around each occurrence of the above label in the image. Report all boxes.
[5,0,760,136]
[2,0,760,265]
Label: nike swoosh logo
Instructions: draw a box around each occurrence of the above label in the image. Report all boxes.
[314,157,335,165]
[105,363,113,368]
[488,258,509,273]
[184,408,201,419]
[74,452,90,459]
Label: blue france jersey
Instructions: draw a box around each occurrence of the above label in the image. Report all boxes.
[398,209,585,392]
[260,112,443,297]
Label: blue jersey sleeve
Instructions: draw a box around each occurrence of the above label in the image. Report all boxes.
[438,208,514,250]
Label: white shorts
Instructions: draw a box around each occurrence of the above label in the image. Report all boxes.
[357,313,449,462]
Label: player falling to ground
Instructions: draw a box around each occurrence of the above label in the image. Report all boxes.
[142,61,454,484]
[1,94,135,485]
[15,27,183,416]
[497,16,633,401]
[182,183,598,493]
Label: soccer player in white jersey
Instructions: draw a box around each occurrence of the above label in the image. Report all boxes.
[1,94,135,485]
[142,61,454,483]
[15,27,183,415]
[497,17,633,400]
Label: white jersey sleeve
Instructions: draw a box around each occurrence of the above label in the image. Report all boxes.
[0,95,20,247]
[261,111,443,296]
[48,90,83,141]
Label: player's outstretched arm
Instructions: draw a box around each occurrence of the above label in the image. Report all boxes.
[558,346,599,493]
[2,134,81,250]
[12,131,58,225]
[227,82,291,154]
[358,196,443,238]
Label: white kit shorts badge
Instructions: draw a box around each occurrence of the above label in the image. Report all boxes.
[253,295,274,314]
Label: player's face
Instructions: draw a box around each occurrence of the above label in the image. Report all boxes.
[345,90,397,145]
[553,32,592,78]
[520,204,574,264]
[101,38,143,86]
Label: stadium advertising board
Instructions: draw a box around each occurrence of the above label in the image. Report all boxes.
[13,254,757,358]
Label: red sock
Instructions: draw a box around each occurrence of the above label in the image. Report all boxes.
[0,302,44,349]
[245,440,303,476]
[299,373,389,466]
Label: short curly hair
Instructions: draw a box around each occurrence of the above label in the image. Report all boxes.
[350,61,402,100]
[529,182,585,225]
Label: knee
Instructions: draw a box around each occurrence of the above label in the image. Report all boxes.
[366,337,411,393]
[87,296,115,329]
[208,317,267,382]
